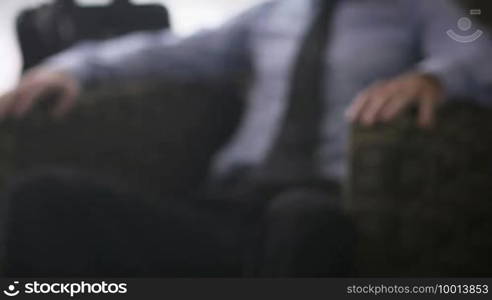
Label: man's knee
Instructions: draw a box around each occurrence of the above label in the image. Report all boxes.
[262,187,356,276]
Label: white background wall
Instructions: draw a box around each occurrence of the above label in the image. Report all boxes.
[0,0,264,94]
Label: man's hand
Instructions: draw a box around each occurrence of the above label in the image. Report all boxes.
[0,68,81,121]
[346,73,445,129]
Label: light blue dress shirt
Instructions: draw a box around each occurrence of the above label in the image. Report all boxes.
[45,0,492,183]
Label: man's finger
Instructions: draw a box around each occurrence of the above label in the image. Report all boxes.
[347,81,389,122]
[346,89,375,123]
[418,97,436,129]
[52,88,78,118]
[12,83,48,118]
[379,91,415,122]
[0,91,17,120]
[359,87,399,126]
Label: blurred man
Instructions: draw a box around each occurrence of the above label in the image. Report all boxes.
[1,0,492,277]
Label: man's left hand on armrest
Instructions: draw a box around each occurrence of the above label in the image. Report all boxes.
[346,72,445,129]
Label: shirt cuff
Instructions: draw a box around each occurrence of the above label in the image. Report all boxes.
[416,58,474,102]
[39,43,96,89]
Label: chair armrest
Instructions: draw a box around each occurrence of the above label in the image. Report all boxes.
[347,102,492,276]
[0,79,242,199]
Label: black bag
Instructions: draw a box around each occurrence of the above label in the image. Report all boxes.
[16,0,170,71]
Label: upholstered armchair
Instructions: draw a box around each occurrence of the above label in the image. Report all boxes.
[1,80,491,276]
[347,102,492,276]
[0,80,242,200]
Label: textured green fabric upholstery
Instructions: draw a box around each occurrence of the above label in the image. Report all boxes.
[0,80,242,200]
[347,102,492,276]
[2,81,491,276]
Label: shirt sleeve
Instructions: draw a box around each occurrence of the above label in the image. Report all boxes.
[42,1,276,89]
[414,0,492,105]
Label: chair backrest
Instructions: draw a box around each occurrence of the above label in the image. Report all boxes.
[17,0,170,71]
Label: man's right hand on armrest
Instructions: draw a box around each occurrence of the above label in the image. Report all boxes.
[0,67,81,121]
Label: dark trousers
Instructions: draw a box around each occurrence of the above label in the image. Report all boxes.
[0,169,355,277]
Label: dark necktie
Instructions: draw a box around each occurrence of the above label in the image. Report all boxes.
[252,0,337,186]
